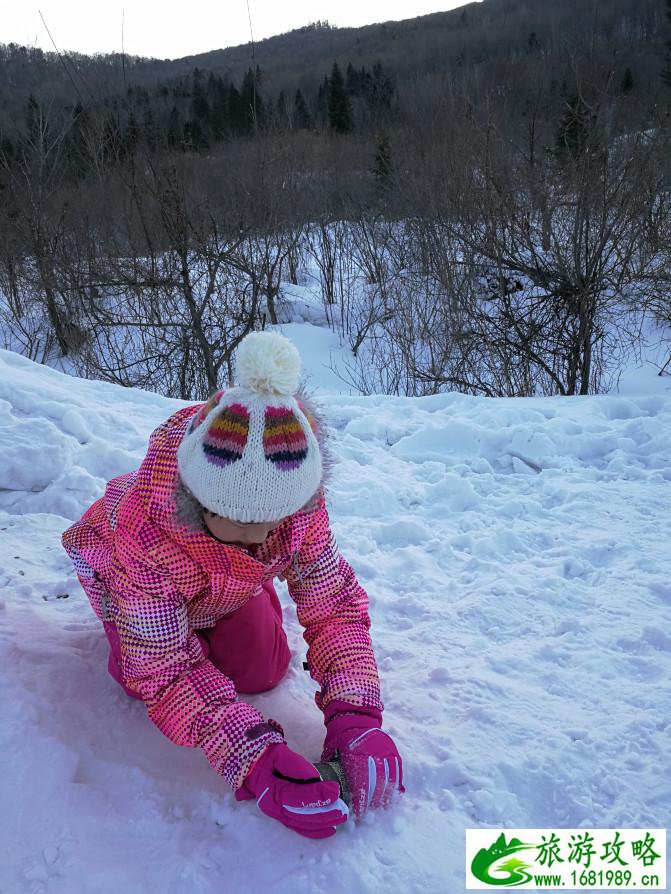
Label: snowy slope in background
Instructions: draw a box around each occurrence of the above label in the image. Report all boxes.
[1,338,670,894]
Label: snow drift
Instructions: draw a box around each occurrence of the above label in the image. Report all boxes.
[1,337,669,893]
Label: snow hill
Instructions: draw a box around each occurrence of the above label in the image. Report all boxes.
[1,327,670,893]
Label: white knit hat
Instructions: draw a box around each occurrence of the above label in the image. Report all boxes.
[176,331,323,523]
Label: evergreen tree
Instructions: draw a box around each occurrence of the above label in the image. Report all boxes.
[369,60,395,111]
[167,106,182,149]
[621,67,634,93]
[64,103,92,180]
[327,62,353,133]
[228,83,245,134]
[210,79,229,142]
[317,75,330,124]
[241,67,265,133]
[358,65,373,99]
[372,133,393,189]
[240,68,256,133]
[345,62,358,95]
[191,76,211,128]
[293,89,312,129]
[276,91,289,128]
[555,93,591,160]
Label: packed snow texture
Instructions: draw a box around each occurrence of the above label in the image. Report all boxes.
[1,332,670,893]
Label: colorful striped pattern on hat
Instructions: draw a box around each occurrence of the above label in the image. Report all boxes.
[188,390,225,434]
[263,406,308,471]
[202,403,250,467]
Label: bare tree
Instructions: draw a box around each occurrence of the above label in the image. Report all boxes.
[0,100,86,357]
[418,105,671,395]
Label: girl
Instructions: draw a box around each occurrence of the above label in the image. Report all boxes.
[62,330,404,839]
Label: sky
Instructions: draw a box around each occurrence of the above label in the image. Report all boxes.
[2,1,473,60]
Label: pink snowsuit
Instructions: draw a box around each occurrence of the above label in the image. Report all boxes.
[62,401,384,792]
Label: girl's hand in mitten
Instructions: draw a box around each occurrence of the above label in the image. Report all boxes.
[322,701,405,821]
[235,742,349,839]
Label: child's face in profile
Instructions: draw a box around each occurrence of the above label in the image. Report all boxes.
[202,510,285,546]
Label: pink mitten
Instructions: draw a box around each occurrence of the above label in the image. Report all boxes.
[235,742,349,839]
[322,700,405,820]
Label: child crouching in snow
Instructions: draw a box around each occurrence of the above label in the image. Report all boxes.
[62,330,404,838]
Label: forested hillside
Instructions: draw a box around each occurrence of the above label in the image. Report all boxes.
[1,0,668,160]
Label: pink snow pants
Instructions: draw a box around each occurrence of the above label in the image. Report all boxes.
[103,579,292,699]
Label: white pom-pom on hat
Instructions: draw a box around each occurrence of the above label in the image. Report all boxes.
[177,328,324,522]
[235,331,301,396]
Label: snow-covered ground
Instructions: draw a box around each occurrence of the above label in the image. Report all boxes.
[1,326,670,893]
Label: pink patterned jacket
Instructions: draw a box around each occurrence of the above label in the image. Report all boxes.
[61,401,383,791]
